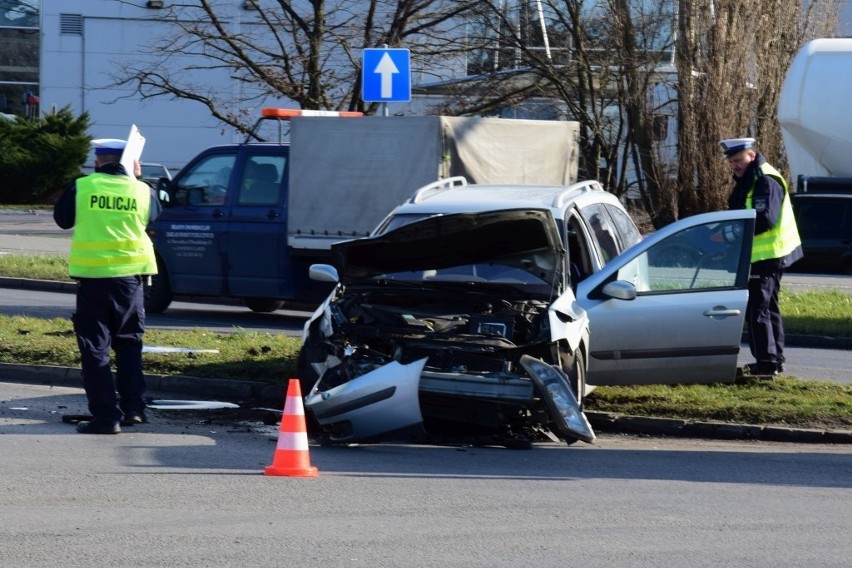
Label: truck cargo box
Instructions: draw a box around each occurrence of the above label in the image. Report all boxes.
[287,116,580,250]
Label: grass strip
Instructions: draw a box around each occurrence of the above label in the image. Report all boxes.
[587,378,852,430]
[0,315,301,381]
[1,314,849,430]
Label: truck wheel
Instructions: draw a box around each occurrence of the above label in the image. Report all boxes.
[244,298,284,313]
[144,264,172,314]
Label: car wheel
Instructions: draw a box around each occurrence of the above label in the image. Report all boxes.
[295,345,322,397]
[244,298,284,313]
[559,345,586,409]
[295,345,325,434]
[559,347,587,446]
[144,259,172,313]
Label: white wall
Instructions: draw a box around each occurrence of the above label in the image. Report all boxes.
[38,0,471,174]
[842,0,852,36]
[39,0,293,173]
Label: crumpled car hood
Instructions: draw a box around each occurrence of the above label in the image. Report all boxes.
[330,209,565,284]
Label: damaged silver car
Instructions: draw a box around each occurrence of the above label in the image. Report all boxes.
[298,208,594,448]
[297,178,755,448]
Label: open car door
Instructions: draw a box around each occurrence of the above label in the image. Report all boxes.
[577,210,755,386]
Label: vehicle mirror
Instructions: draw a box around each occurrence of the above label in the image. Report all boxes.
[601,280,637,301]
[309,264,339,283]
[156,178,172,205]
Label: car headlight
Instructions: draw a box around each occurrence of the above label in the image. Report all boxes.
[519,354,595,444]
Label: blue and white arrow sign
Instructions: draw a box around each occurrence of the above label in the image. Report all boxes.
[362,48,411,103]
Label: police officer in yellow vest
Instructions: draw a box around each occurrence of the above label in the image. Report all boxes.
[720,137,803,377]
[54,139,162,434]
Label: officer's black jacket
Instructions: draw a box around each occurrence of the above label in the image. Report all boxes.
[727,153,784,236]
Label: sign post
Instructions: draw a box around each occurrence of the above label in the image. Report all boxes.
[362,47,411,115]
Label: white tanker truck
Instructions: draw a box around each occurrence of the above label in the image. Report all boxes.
[778,38,852,274]
[778,37,852,190]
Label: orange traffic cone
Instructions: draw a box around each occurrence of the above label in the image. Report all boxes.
[264,378,319,477]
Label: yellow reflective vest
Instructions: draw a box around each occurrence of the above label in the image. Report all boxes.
[745,163,802,263]
[68,173,158,278]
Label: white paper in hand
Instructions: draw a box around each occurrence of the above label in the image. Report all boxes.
[120,124,146,177]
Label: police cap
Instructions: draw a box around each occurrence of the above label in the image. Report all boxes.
[718,137,756,157]
[91,138,127,156]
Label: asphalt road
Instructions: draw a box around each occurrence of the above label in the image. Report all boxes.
[1,380,850,568]
[0,285,310,335]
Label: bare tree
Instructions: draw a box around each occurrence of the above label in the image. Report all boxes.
[452,0,838,227]
[110,0,479,135]
[110,0,839,226]
[672,0,838,222]
[608,0,677,224]
[436,1,676,202]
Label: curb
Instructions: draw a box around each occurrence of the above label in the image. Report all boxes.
[585,411,852,444]
[3,362,850,444]
[0,362,286,406]
[0,276,247,307]
[0,276,77,294]
[741,330,852,350]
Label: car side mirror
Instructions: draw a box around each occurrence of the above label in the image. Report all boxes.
[601,280,637,301]
[156,178,172,206]
[309,264,339,283]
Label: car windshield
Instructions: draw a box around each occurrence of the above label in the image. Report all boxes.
[378,212,438,234]
[369,212,556,293]
[140,164,168,179]
[374,262,549,285]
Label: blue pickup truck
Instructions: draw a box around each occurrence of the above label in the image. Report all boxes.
[144,110,581,313]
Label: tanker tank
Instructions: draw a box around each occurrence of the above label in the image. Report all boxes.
[778,38,852,186]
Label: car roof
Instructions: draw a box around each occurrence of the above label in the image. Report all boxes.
[194,142,289,152]
[391,179,622,219]
[792,192,852,199]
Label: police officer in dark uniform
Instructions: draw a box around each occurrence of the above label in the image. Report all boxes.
[54,138,162,434]
[719,137,803,377]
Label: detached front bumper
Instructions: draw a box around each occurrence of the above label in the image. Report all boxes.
[305,358,426,443]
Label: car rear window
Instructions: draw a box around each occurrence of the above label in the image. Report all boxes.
[605,204,643,247]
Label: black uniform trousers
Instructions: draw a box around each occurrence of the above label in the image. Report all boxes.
[746,258,785,367]
[72,276,147,424]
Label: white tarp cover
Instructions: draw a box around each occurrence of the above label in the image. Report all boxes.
[288,116,579,247]
[441,116,579,185]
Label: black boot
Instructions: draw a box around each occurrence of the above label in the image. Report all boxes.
[76,420,121,434]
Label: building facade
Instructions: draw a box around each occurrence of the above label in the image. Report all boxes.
[38,0,274,171]
[3,1,851,172]
[0,0,39,119]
